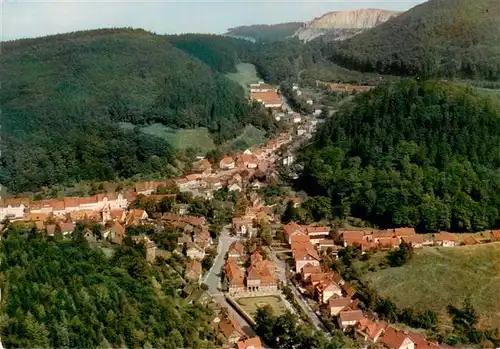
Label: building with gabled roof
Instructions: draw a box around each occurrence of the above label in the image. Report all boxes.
[338,310,364,330]
[380,326,415,349]
[294,244,320,272]
[224,259,245,295]
[356,317,386,343]
[237,336,262,349]
[185,259,202,283]
[217,315,245,344]
[228,241,245,260]
[283,222,306,244]
[220,156,235,170]
[327,297,352,317]
[434,232,457,247]
[186,242,205,260]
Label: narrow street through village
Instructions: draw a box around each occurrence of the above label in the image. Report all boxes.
[203,227,258,338]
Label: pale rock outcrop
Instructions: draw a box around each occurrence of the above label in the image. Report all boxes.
[293,8,401,42]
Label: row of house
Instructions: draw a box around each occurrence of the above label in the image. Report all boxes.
[342,229,463,251]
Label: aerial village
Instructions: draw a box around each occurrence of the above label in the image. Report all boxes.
[1,80,497,349]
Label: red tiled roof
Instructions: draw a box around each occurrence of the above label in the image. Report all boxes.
[294,246,319,262]
[237,336,262,349]
[228,241,245,256]
[283,221,305,238]
[434,232,457,242]
[301,263,321,275]
[1,197,30,206]
[328,297,352,308]
[339,310,364,323]
[220,157,234,166]
[250,91,282,106]
[380,327,412,349]
[341,230,366,240]
[492,230,500,240]
[182,216,205,226]
[59,222,74,233]
[402,235,425,244]
[224,260,244,286]
[394,227,416,236]
[186,259,202,277]
[306,226,329,233]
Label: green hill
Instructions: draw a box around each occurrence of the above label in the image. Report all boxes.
[0,226,215,348]
[226,22,303,42]
[298,79,500,232]
[326,0,500,81]
[0,29,275,194]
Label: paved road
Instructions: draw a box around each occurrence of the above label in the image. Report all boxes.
[203,227,257,337]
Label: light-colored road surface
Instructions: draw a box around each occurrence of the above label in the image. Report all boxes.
[203,228,257,337]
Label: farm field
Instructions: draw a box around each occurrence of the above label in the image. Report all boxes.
[235,295,288,319]
[363,243,500,329]
[226,63,260,94]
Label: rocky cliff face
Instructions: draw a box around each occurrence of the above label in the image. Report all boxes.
[293,8,401,42]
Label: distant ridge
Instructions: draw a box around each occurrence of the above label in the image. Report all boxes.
[225,22,303,42]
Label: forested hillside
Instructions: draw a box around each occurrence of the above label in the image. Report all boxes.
[0,29,276,194]
[325,0,500,81]
[225,22,303,42]
[0,227,215,348]
[298,80,500,232]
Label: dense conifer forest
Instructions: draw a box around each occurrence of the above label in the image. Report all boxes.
[298,80,500,232]
[0,29,278,194]
[0,226,215,348]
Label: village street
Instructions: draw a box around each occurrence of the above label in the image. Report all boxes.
[203,227,258,337]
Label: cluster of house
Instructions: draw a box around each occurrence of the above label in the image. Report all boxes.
[280,221,336,271]
[298,258,451,348]
[224,242,278,296]
[249,81,283,109]
[181,283,263,349]
[277,222,456,348]
[170,132,292,199]
[162,214,215,283]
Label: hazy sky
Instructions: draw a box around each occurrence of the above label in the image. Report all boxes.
[2,0,426,41]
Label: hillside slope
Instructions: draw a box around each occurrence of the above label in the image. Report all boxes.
[225,22,303,42]
[328,0,500,80]
[298,80,500,232]
[0,29,271,194]
[293,8,400,42]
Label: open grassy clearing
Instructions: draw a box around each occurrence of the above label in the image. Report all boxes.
[141,124,215,150]
[363,243,500,329]
[228,125,267,151]
[119,122,215,151]
[236,295,288,319]
[226,63,260,94]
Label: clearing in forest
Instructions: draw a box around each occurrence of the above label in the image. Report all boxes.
[226,63,260,94]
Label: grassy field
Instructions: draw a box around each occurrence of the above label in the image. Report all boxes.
[226,63,260,94]
[119,122,215,151]
[236,295,288,319]
[228,125,266,151]
[363,243,500,329]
